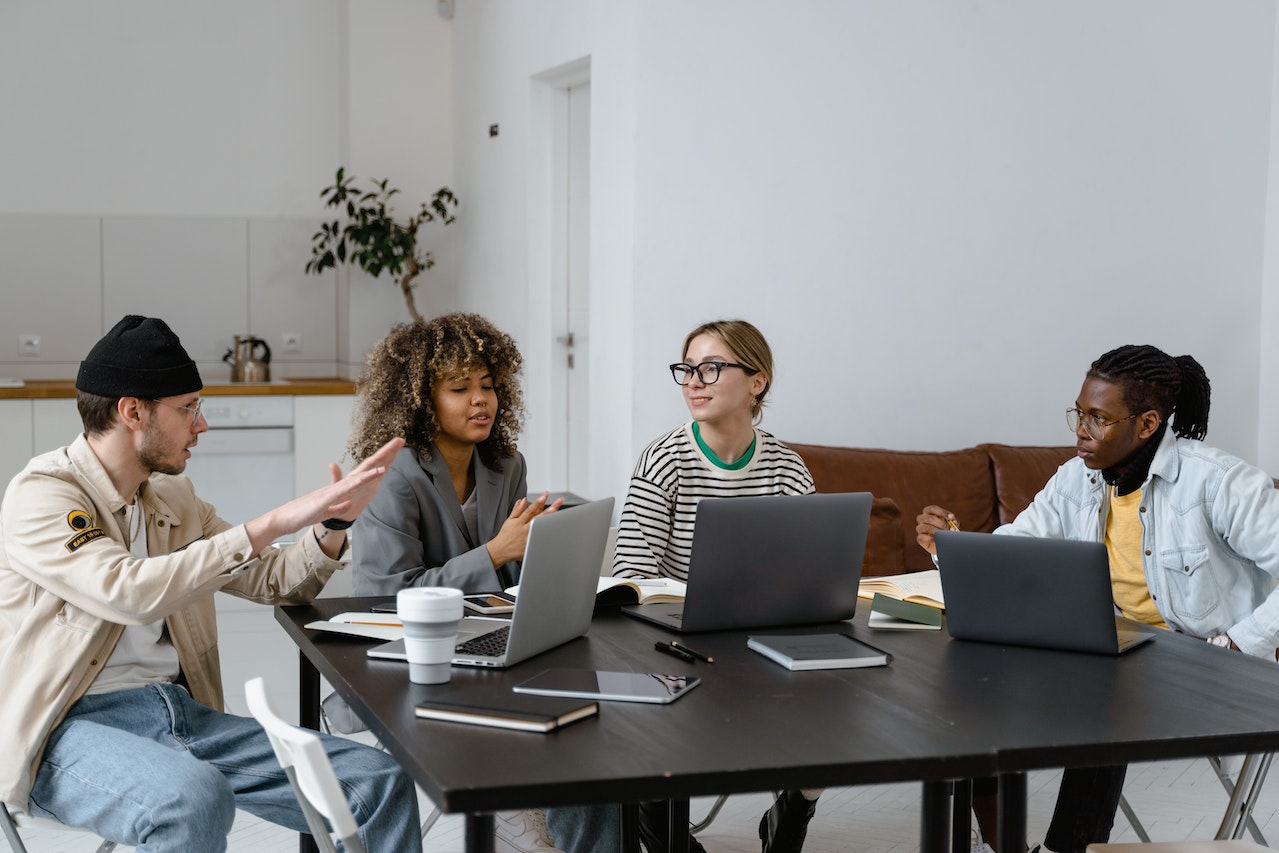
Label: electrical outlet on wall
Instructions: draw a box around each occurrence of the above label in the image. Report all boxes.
[282,333,302,354]
[18,334,39,357]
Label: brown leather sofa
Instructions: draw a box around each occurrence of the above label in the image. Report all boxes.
[787,442,1076,577]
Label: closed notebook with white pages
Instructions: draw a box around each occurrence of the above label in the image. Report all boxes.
[415,686,598,733]
[866,594,942,631]
[747,632,892,670]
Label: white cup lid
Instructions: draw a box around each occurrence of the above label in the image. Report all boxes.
[397,586,464,621]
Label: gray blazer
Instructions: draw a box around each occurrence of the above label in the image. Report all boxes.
[351,444,528,595]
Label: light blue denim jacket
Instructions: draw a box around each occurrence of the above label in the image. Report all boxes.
[996,428,1279,658]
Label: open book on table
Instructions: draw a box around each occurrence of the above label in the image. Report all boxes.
[857,569,944,610]
[505,575,687,607]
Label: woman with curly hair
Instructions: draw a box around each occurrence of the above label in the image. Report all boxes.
[349,313,560,596]
[345,314,619,853]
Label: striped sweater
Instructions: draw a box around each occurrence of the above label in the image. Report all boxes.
[612,423,815,581]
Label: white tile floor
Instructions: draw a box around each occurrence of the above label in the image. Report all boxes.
[14,756,1278,851]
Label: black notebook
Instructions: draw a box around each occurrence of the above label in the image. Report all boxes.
[415,686,599,732]
[747,632,892,671]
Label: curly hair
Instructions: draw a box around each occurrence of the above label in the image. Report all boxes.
[347,313,526,466]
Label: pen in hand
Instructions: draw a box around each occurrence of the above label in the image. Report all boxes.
[946,516,960,532]
[654,641,695,663]
[670,641,713,663]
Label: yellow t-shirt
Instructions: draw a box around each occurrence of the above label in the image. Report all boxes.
[1106,486,1168,629]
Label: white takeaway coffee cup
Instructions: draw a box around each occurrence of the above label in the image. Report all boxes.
[397,587,465,684]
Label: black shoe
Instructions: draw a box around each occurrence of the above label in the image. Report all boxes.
[758,790,817,853]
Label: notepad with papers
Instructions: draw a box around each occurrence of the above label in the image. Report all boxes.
[304,612,404,641]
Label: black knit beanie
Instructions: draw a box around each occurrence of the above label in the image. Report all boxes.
[75,316,203,398]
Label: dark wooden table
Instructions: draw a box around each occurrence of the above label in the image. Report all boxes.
[276,598,1279,853]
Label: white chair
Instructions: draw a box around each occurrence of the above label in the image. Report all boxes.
[1088,842,1268,853]
[245,677,366,853]
[1119,753,1272,845]
[1,802,117,853]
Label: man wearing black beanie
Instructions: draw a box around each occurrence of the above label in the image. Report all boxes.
[0,316,418,852]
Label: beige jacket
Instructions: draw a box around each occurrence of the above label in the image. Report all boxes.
[0,434,342,810]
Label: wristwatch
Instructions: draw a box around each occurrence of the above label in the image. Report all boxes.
[1208,633,1233,649]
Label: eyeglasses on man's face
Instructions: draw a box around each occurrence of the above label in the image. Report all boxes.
[1066,407,1139,440]
[669,361,753,386]
[151,397,205,426]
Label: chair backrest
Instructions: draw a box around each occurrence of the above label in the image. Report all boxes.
[244,677,365,853]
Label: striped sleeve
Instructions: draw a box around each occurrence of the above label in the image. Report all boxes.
[612,426,816,582]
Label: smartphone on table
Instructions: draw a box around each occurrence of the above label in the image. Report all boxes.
[462,591,517,615]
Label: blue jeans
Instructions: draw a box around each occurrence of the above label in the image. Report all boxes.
[27,683,421,853]
[546,804,621,853]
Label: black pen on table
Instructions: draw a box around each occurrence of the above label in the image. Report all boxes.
[654,641,695,663]
[670,640,713,663]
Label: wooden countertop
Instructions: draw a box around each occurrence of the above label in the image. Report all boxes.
[0,378,355,399]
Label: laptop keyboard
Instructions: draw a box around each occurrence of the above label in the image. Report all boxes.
[456,625,510,657]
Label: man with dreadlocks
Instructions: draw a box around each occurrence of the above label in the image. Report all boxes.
[915,344,1279,853]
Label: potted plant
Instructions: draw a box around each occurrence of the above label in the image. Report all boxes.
[306,167,459,324]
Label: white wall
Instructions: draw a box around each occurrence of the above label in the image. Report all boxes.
[1259,8,1279,477]
[0,0,453,380]
[628,0,1272,457]
[449,0,602,495]
[2,0,1277,507]
[451,0,1279,511]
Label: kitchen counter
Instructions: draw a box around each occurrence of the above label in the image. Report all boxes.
[0,378,355,399]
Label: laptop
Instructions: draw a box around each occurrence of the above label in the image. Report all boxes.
[934,530,1155,655]
[622,492,872,633]
[368,497,614,668]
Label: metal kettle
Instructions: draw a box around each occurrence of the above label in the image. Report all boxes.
[223,335,272,383]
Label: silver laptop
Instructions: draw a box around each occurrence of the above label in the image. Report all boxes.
[368,497,614,668]
[622,492,872,633]
[935,530,1155,655]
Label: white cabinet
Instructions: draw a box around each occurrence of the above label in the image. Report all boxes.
[293,395,355,494]
[0,400,34,490]
[33,399,83,456]
[293,395,356,599]
[0,398,86,492]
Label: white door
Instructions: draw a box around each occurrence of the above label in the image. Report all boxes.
[551,82,592,498]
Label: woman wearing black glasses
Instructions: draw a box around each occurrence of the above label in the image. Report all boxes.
[613,319,819,853]
[613,319,813,584]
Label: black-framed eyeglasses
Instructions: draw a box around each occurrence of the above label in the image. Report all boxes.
[669,361,754,386]
[1066,407,1138,440]
[151,398,205,426]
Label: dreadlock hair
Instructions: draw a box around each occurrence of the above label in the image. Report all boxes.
[347,313,526,467]
[1087,344,1210,441]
